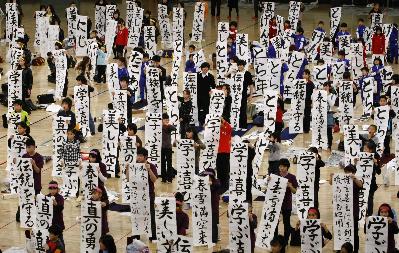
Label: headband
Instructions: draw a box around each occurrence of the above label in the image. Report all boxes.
[379,206,390,213]
[48,184,58,188]
[94,187,102,193]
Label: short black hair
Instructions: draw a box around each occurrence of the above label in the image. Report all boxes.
[340,22,348,28]
[127,123,138,133]
[175,192,184,202]
[270,132,279,140]
[26,138,36,147]
[304,69,311,75]
[296,27,304,34]
[338,50,345,56]
[343,71,351,80]
[189,44,196,50]
[137,147,148,157]
[358,18,364,22]
[200,62,210,69]
[120,76,129,83]
[162,113,169,119]
[61,97,73,108]
[361,67,369,72]
[76,74,88,84]
[279,158,290,168]
[344,164,356,174]
[48,225,62,236]
[13,99,23,106]
[152,55,161,62]
[237,59,246,66]
[317,59,325,65]
[143,52,150,58]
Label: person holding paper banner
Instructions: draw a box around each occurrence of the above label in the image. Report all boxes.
[197,62,216,125]
[45,224,65,253]
[185,126,205,174]
[47,181,65,246]
[303,69,315,133]
[22,138,43,195]
[376,203,399,252]
[237,60,254,129]
[90,186,109,236]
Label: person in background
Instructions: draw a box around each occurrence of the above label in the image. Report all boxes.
[337,50,350,72]
[22,138,43,195]
[197,62,216,125]
[99,234,117,253]
[12,99,30,126]
[61,128,81,181]
[7,121,33,149]
[371,57,384,105]
[275,158,298,245]
[88,149,109,187]
[185,126,205,174]
[94,45,107,83]
[210,0,221,18]
[18,56,33,104]
[388,23,398,64]
[76,75,96,135]
[315,20,325,33]
[151,55,167,98]
[47,181,65,246]
[45,225,65,253]
[340,242,354,253]
[90,186,109,236]
[75,56,92,82]
[227,0,238,20]
[185,54,196,73]
[334,22,350,47]
[356,18,366,39]
[217,115,232,194]
[270,235,286,253]
[252,0,259,19]
[375,203,399,253]
[267,132,281,175]
[368,2,382,18]
[161,113,176,183]
[57,97,76,130]
[221,84,232,123]
[117,76,134,124]
[275,96,284,140]
[323,82,337,151]
[178,89,192,138]
[248,204,258,253]
[229,21,238,42]
[117,56,129,80]
[120,122,143,147]
[372,26,386,55]
[303,69,314,133]
[307,147,325,208]
[175,192,189,235]
[294,27,306,51]
[114,19,129,58]
[237,60,254,129]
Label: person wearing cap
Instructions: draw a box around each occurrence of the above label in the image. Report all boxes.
[293,207,332,247]
[375,203,399,252]
[91,185,110,235]
[197,62,216,125]
[330,165,363,252]
[175,192,189,235]
[47,181,65,246]
[275,158,298,244]
[11,99,30,126]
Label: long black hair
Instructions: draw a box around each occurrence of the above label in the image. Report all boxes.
[99,234,116,253]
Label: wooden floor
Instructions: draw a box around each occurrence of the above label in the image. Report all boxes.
[0,1,399,252]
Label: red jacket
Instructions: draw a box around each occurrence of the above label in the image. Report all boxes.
[371,34,385,54]
[218,120,232,153]
[269,20,278,39]
[115,27,129,46]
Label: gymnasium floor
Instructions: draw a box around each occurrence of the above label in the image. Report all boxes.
[0,1,398,252]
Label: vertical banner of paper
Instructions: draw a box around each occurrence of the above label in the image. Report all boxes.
[209,89,225,118]
[332,61,346,80]
[192,175,212,247]
[276,15,285,36]
[296,152,316,220]
[5,3,18,42]
[106,5,117,20]
[355,152,373,224]
[256,174,288,249]
[155,197,177,246]
[6,112,21,139]
[289,79,306,134]
[34,11,46,50]
[164,81,180,143]
[330,7,342,39]
[300,219,323,252]
[34,194,54,253]
[311,90,328,149]
[146,67,162,113]
[112,90,128,126]
[127,6,143,48]
[47,25,60,54]
[338,35,352,57]
[145,112,162,174]
[253,46,268,95]
[129,163,152,236]
[39,16,50,57]
[76,15,88,56]
[252,133,269,191]
[17,158,36,228]
[333,174,354,250]
[343,125,361,166]
[259,15,270,48]
[193,49,206,72]
[288,1,301,31]
[8,135,28,194]
[284,51,305,99]
[119,136,137,203]
[307,30,326,61]
[144,26,156,58]
[7,70,22,112]
[74,85,90,137]
[173,7,184,43]
[184,72,198,125]
[236,33,249,66]
[217,22,230,43]
[263,90,278,134]
[351,43,365,79]
[158,4,173,50]
[66,6,78,37]
[374,105,390,156]
[105,20,118,58]
[371,13,383,30]
[107,63,120,94]
[216,40,228,86]
[127,50,142,101]
[230,72,244,129]
[176,139,195,205]
[365,216,388,252]
[191,2,205,42]
[102,110,119,177]
[362,77,374,116]
[229,136,248,202]
[381,66,393,93]
[267,58,283,92]
[319,42,333,63]
[339,81,354,129]
[270,36,283,59]
[228,200,251,252]
[159,235,193,253]
[60,162,79,198]
[87,39,99,81]
[80,200,102,253]
[391,86,399,124]
[52,116,68,177]
[95,6,106,38]
[312,65,328,89]
[199,114,222,173]
[53,49,67,100]
[82,162,99,200]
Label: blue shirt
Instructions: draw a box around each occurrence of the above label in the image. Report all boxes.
[315,27,325,33]
[337,58,350,72]
[356,25,366,39]
[118,67,129,80]
[389,26,398,46]
[97,49,107,66]
[185,60,196,73]
[267,44,276,58]
[296,58,308,79]
[294,34,306,51]
[335,31,350,43]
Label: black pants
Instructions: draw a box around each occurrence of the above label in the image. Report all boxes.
[228,7,239,16]
[211,0,221,16]
[95,65,106,83]
[239,103,248,129]
[383,134,391,155]
[115,45,125,58]
[198,108,208,126]
[327,126,333,149]
[303,106,311,133]
[275,209,292,244]
[212,211,219,243]
[161,148,173,182]
[150,196,157,239]
[253,0,259,17]
[268,160,280,175]
[367,189,376,216]
[354,218,359,253]
[216,153,230,194]
[275,122,283,142]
